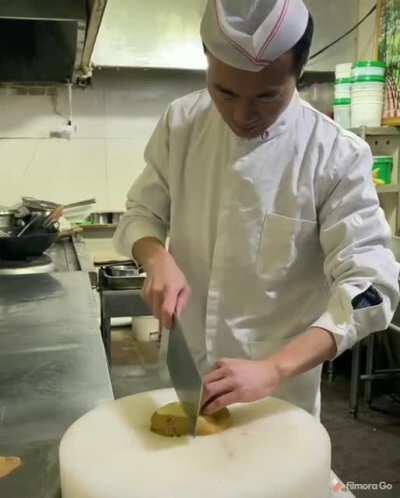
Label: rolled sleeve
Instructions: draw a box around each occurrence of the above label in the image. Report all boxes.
[113,111,171,258]
[312,137,400,358]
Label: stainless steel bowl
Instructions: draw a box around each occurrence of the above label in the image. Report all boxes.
[88,212,111,225]
[107,265,141,277]
[111,212,124,224]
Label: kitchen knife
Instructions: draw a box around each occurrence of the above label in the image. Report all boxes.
[166,317,203,436]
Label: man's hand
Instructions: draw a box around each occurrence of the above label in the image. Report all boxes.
[202,327,337,415]
[134,237,191,329]
[201,358,282,415]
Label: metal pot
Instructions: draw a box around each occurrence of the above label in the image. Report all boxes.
[111,212,124,224]
[0,210,15,231]
[107,264,141,277]
[88,212,111,225]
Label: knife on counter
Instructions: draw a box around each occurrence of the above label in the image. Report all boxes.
[166,317,203,436]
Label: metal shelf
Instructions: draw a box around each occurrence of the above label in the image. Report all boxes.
[349,126,400,235]
[376,185,400,194]
[80,224,117,231]
[350,126,400,136]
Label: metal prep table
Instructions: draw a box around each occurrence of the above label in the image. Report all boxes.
[0,237,355,497]
[98,267,151,364]
[0,239,113,498]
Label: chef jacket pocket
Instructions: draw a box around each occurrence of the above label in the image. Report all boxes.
[257,212,319,283]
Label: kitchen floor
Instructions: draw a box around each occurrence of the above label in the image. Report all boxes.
[110,326,400,497]
[321,372,400,497]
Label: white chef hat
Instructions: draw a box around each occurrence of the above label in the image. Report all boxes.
[200,0,310,72]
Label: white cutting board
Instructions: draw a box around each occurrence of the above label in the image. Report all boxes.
[60,388,332,498]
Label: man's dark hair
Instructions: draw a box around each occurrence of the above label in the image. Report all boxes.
[203,13,314,81]
[291,13,314,80]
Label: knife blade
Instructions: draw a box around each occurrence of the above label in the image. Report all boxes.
[166,317,203,436]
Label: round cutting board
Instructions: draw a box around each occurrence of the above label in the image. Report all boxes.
[60,388,331,498]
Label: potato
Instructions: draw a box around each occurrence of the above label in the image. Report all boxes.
[151,402,232,437]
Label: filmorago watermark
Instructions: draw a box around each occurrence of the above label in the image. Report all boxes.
[332,481,394,493]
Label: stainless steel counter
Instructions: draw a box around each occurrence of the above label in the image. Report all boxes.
[1,234,394,496]
[47,236,97,285]
[0,271,113,498]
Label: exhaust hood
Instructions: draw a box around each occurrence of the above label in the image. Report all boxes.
[91,0,357,73]
[92,0,207,71]
[0,0,87,84]
[0,0,358,81]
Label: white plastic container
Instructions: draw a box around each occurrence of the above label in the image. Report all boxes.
[352,79,385,96]
[335,63,352,79]
[351,75,385,127]
[352,94,384,104]
[351,101,384,127]
[334,99,351,129]
[335,78,352,99]
[352,61,385,78]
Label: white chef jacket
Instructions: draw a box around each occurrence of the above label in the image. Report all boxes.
[114,89,400,416]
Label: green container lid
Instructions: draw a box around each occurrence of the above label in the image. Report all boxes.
[352,75,385,83]
[352,60,386,69]
[334,98,351,106]
[373,156,393,165]
[373,156,393,185]
[335,78,352,85]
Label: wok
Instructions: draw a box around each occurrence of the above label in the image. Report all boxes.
[0,231,58,261]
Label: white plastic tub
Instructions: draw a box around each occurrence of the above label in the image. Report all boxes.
[351,77,385,122]
[352,95,384,104]
[336,63,352,79]
[352,84,384,95]
[334,99,351,129]
[352,61,385,78]
[335,78,352,99]
[335,88,351,99]
[352,76,385,97]
[351,101,384,127]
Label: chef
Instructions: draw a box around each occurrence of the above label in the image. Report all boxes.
[114,0,400,417]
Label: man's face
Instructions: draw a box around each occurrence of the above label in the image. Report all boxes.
[207,51,296,139]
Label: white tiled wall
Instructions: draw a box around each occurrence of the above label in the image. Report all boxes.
[0,68,205,211]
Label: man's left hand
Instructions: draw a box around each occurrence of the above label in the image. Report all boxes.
[201,358,282,415]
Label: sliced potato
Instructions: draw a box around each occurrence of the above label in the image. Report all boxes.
[151,402,232,437]
[0,456,22,479]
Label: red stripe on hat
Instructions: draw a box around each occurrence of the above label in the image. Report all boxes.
[214,0,289,66]
[258,0,289,57]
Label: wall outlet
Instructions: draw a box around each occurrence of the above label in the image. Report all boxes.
[50,122,78,139]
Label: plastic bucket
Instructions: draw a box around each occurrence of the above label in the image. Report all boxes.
[373,156,393,185]
[336,63,353,79]
[352,96,384,105]
[335,91,351,100]
[352,85,384,95]
[352,76,385,92]
[352,87,384,95]
[335,79,352,100]
[334,99,351,129]
[336,78,352,86]
[351,101,383,127]
[351,77,385,110]
[352,61,385,78]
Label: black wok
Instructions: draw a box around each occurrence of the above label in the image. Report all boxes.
[0,231,58,260]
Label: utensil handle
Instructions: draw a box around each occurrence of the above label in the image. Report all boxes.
[16,215,38,237]
[63,198,96,209]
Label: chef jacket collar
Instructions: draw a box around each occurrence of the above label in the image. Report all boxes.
[246,89,301,144]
